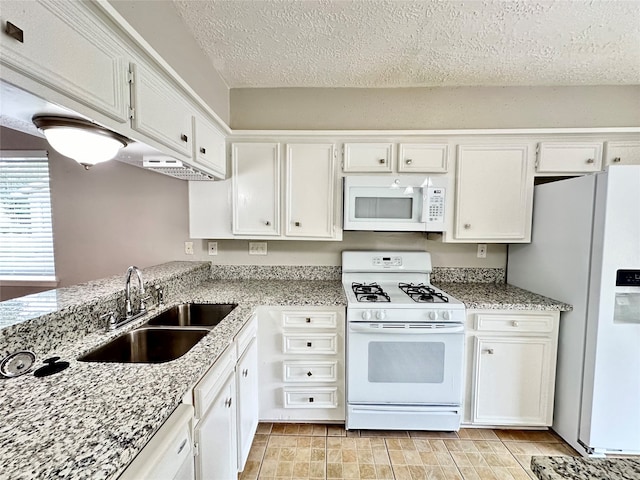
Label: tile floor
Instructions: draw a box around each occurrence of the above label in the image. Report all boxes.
[238,423,579,480]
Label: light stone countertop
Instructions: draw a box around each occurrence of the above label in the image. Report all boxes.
[531,455,640,480]
[0,279,346,480]
[0,270,571,480]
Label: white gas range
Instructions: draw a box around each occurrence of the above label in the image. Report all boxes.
[342,251,466,432]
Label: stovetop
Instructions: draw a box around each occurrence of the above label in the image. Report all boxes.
[343,280,465,309]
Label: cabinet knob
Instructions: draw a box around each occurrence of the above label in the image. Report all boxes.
[484,348,494,355]
[5,21,24,43]
[405,159,412,165]
[306,341,312,347]
[265,221,271,226]
[586,158,594,164]
[308,397,314,403]
[512,321,519,327]
[305,317,311,323]
[378,158,385,164]
[307,371,313,377]
[242,368,248,377]
[295,221,301,227]
[200,147,206,154]
[225,397,233,408]
[180,134,188,142]
[613,157,621,163]
[464,223,471,229]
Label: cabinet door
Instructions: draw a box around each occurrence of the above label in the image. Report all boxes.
[536,142,603,173]
[398,144,448,172]
[193,113,226,178]
[131,62,193,158]
[194,372,237,480]
[455,144,531,242]
[605,141,640,166]
[285,143,336,238]
[236,337,259,472]
[232,143,281,236]
[472,336,553,426]
[343,143,394,172]
[0,0,129,123]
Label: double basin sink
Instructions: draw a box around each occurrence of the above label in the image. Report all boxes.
[79,303,236,364]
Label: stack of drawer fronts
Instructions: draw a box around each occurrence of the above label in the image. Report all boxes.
[258,306,345,422]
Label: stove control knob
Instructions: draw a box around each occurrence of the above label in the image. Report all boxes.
[362,311,372,321]
[376,310,386,320]
[442,311,451,320]
[429,311,438,320]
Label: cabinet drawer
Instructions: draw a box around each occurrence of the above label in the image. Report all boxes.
[605,141,640,166]
[398,144,448,172]
[283,360,338,382]
[343,143,394,172]
[283,387,338,408]
[475,313,554,333]
[537,142,603,173]
[193,345,236,419]
[282,333,338,354]
[282,311,337,329]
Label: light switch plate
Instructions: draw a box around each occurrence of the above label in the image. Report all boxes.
[249,242,267,255]
[208,242,218,256]
[184,241,194,255]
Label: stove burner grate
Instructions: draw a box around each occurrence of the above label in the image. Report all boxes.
[398,282,449,303]
[352,282,391,303]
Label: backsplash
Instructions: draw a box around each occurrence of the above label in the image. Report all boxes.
[210,264,342,281]
[431,267,506,284]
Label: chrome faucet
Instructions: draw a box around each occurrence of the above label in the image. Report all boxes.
[124,265,146,319]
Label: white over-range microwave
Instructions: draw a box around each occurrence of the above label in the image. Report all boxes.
[343,175,448,232]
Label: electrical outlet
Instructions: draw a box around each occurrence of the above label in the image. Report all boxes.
[477,243,487,259]
[184,241,194,255]
[249,242,267,255]
[208,242,218,255]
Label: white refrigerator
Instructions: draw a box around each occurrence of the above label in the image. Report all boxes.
[507,165,640,457]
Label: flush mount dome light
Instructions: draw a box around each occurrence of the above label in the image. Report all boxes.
[32,115,129,170]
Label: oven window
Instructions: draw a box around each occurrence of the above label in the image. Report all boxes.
[368,341,445,383]
[354,197,413,220]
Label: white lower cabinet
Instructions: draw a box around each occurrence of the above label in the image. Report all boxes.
[193,345,237,480]
[235,315,259,472]
[464,310,560,427]
[258,306,345,422]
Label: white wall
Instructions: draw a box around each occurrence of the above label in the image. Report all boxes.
[230,86,640,130]
[108,0,230,124]
[0,127,192,299]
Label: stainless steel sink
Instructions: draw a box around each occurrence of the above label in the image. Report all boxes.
[78,327,209,363]
[146,303,237,328]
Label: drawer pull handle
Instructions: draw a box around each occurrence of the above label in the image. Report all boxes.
[307,371,313,377]
[180,134,188,142]
[306,342,312,347]
[586,158,594,164]
[265,221,271,226]
[242,368,248,377]
[464,223,471,229]
[613,157,621,163]
[378,158,385,164]
[484,348,494,355]
[177,438,187,454]
[225,397,233,408]
[5,21,24,43]
[512,321,519,327]
[309,397,314,403]
[200,147,206,154]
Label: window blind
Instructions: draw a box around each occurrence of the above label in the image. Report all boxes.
[0,150,56,278]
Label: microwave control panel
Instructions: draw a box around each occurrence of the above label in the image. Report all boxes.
[423,187,446,224]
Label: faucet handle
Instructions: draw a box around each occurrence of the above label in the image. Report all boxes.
[100,312,117,331]
[155,285,165,307]
[139,295,151,313]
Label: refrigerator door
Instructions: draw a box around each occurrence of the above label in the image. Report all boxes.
[579,166,640,454]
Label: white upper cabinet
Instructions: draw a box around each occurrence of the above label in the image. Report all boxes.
[343,143,394,172]
[0,0,129,123]
[232,143,281,236]
[536,142,603,174]
[193,113,227,178]
[604,141,640,166]
[453,144,532,242]
[130,62,193,159]
[285,144,336,238]
[398,143,449,172]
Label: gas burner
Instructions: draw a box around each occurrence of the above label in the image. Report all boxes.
[352,282,391,302]
[399,283,449,303]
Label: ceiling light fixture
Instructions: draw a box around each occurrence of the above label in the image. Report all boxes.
[32,115,129,170]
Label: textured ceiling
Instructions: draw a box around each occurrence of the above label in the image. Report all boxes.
[172,0,640,88]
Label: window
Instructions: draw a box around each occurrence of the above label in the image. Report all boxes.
[0,150,56,280]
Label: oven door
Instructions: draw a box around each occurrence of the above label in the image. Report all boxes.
[347,322,464,405]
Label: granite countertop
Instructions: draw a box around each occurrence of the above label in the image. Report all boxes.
[531,455,640,480]
[0,278,346,480]
[435,282,572,311]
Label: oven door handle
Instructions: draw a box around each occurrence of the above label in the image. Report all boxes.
[349,323,464,334]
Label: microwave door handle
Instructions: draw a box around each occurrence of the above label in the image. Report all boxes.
[420,189,428,223]
[349,324,464,334]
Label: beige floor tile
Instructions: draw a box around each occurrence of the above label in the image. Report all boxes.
[429,440,450,453]
[458,466,481,479]
[376,464,394,479]
[309,461,326,478]
[293,461,310,478]
[312,425,328,436]
[473,466,498,480]
[392,464,413,480]
[268,435,298,447]
[359,463,377,479]
[442,466,464,479]
[445,440,480,453]
[240,460,261,480]
[361,429,410,438]
[408,464,428,479]
[298,424,315,436]
[434,451,457,467]
[328,425,347,436]
[343,462,361,478]
[256,423,273,434]
[494,430,558,443]
[275,461,293,477]
[410,431,460,440]
[326,462,343,478]
[458,429,498,441]
[404,449,425,465]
